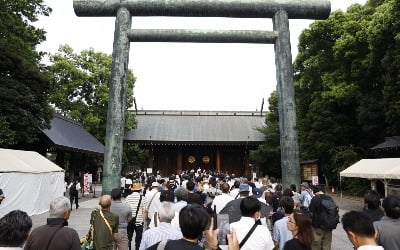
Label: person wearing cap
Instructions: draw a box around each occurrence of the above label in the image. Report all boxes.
[111,188,132,250]
[0,189,5,205]
[126,182,147,250]
[145,182,162,228]
[300,182,313,210]
[220,184,271,224]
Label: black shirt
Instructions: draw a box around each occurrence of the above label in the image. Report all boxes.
[284,238,310,250]
[146,239,202,250]
[187,192,204,206]
[362,207,384,222]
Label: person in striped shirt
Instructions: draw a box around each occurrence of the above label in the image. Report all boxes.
[126,183,147,250]
[139,202,182,250]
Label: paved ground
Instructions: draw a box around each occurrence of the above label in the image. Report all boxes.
[31,189,363,249]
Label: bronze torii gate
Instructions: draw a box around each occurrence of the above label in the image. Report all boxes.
[73,0,331,194]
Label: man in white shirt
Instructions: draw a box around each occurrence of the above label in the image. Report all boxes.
[212,183,233,214]
[145,182,162,226]
[230,197,274,250]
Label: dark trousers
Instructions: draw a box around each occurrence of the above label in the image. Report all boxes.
[69,193,78,209]
[127,220,143,250]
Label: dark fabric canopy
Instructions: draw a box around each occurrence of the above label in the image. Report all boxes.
[371,136,400,150]
[124,111,265,145]
[41,114,104,155]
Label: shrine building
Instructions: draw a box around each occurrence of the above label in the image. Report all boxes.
[124,110,266,176]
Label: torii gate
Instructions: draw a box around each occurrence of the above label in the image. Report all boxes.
[73,0,331,194]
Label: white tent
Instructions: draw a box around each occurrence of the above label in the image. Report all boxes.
[340,158,400,196]
[0,148,65,217]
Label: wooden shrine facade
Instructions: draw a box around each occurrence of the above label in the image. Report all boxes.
[124,111,266,177]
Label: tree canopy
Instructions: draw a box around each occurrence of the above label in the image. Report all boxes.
[48,45,136,144]
[258,0,400,189]
[0,0,53,146]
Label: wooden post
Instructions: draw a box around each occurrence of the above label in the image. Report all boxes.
[216,149,221,172]
[177,149,182,174]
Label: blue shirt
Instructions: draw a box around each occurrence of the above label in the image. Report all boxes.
[273,216,293,250]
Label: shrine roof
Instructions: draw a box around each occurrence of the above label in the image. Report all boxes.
[41,114,104,154]
[125,110,266,145]
[371,136,400,151]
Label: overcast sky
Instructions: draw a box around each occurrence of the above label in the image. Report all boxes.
[35,0,367,111]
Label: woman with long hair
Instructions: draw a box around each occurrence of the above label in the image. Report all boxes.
[284,211,313,250]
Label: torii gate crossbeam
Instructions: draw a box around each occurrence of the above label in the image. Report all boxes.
[73,0,331,194]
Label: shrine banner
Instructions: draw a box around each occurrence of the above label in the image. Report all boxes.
[84,173,92,195]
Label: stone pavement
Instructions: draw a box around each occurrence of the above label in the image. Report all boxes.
[30,192,362,249]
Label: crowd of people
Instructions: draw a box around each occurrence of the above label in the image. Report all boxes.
[0,170,399,250]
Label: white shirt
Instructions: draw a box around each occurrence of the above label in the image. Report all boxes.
[230,189,240,199]
[212,193,233,214]
[230,217,274,250]
[357,246,384,250]
[145,190,161,219]
[173,201,187,213]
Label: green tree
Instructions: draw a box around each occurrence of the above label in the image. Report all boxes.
[250,91,281,178]
[48,45,136,143]
[0,0,53,146]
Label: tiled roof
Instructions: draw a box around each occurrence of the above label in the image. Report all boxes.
[125,110,266,145]
[41,114,104,154]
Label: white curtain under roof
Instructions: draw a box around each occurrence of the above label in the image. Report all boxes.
[340,158,400,180]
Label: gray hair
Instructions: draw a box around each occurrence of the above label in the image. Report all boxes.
[49,197,71,218]
[158,202,175,223]
[174,187,188,202]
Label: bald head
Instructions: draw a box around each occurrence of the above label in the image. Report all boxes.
[99,195,112,210]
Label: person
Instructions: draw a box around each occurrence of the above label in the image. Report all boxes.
[92,195,119,250]
[284,211,313,250]
[24,196,80,250]
[341,211,383,250]
[0,210,32,249]
[186,181,203,206]
[146,203,210,250]
[149,190,180,230]
[126,183,147,250]
[230,197,274,250]
[139,202,182,250]
[299,182,313,210]
[271,184,283,212]
[145,182,161,226]
[220,184,271,224]
[173,187,188,213]
[68,178,81,210]
[229,181,240,199]
[362,190,384,223]
[111,188,132,250]
[373,195,400,249]
[273,196,294,250]
[211,182,233,214]
[0,189,5,205]
[290,184,301,206]
[309,186,338,250]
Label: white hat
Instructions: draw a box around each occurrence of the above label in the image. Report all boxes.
[152,182,159,187]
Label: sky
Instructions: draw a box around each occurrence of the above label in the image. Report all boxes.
[35,0,367,112]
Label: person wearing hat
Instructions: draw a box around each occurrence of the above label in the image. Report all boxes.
[126,182,147,250]
[300,182,313,210]
[0,189,5,205]
[144,182,162,229]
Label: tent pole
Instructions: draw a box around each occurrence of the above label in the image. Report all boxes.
[340,175,342,200]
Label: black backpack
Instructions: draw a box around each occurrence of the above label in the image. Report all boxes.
[69,183,78,195]
[319,197,340,230]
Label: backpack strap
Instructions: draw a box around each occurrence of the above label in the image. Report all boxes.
[133,194,143,224]
[147,191,158,211]
[239,222,258,249]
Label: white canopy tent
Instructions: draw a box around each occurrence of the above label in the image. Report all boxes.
[0,148,65,217]
[340,158,400,197]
